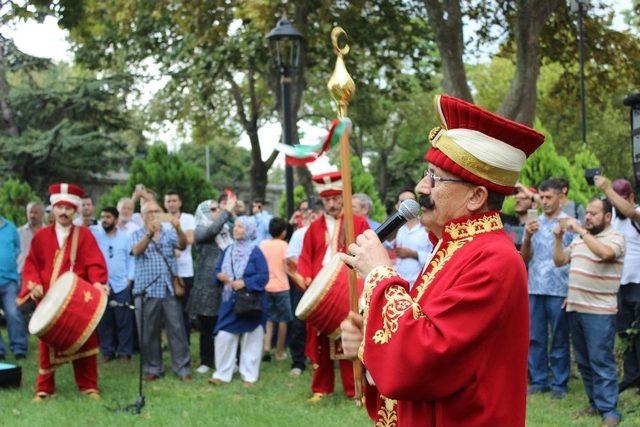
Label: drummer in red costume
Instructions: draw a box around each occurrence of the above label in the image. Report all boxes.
[297,172,369,402]
[340,95,545,426]
[17,183,108,401]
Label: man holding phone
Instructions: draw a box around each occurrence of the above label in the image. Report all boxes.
[552,198,624,427]
[131,201,191,381]
[595,175,640,394]
[520,178,574,399]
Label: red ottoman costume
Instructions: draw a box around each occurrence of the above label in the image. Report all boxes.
[298,172,369,398]
[17,183,107,396]
[359,95,545,426]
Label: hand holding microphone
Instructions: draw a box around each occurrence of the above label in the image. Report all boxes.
[340,199,421,277]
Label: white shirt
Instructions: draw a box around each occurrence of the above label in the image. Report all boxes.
[286,226,309,260]
[612,206,640,285]
[118,220,141,235]
[55,223,71,248]
[165,213,195,278]
[391,222,433,285]
[322,215,338,267]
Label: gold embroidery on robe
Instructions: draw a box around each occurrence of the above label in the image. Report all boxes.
[373,285,424,345]
[361,213,504,353]
[376,396,398,427]
[413,237,471,304]
[443,212,502,240]
[414,212,503,303]
[359,265,398,361]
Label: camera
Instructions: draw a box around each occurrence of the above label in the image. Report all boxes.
[584,168,602,186]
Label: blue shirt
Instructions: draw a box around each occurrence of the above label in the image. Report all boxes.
[91,226,134,294]
[526,213,574,297]
[132,228,179,298]
[367,217,381,230]
[0,217,20,286]
[253,211,273,245]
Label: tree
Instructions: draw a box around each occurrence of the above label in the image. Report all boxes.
[42,0,436,201]
[99,144,215,214]
[178,140,252,191]
[350,156,386,222]
[0,178,40,225]
[0,38,139,193]
[278,184,307,218]
[519,123,599,207]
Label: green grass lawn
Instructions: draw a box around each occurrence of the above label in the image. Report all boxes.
[1,334,639,426]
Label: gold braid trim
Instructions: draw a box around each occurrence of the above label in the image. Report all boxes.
[375,396,398,427]
[413,238,472,304]
[358,265,399,362]
[443,212,502,241]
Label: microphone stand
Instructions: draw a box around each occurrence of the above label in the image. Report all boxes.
[124,275,160,415]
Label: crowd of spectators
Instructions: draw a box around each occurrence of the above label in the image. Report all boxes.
[0,173,638,426]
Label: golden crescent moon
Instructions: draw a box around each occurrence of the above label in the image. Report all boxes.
[331,27,350,56]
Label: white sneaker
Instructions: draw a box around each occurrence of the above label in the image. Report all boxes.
[289,368,303,377]
[195,365,211,374]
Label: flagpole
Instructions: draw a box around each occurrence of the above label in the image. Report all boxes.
[327,26,363,404]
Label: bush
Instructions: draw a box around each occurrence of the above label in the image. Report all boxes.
[0,178,41,226]
[98,144,216,214]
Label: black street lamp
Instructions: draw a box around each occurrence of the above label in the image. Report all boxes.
[267,15,304,220]
[623,93,640,187]
[571,0,588,146]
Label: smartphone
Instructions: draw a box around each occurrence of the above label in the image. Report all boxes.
[135,183,146,192]
[584,168,602,186]
[156,213,173,222]
[526,208,538,223]
[558,217,569,231]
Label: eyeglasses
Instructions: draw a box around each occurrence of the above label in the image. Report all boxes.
[422,170,465,187]
[108,245,113,259]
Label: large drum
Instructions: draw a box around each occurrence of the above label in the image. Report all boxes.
[29,272,107,355]
[295,254,364,339]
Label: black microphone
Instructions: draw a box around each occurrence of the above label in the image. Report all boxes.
[109,300,135,310]
[375,199,421,242]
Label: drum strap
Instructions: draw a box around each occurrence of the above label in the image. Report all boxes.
[69,226,80,271]
[50,226,80,286]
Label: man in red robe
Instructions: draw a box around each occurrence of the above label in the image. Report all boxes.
[17,183,108,401]
[297,172,370,402]
[340,95,545,426]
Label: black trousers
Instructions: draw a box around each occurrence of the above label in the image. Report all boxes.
[197,314,217,368]
[618,283,640,386]
[177,276,194,344]
[97,287,135,356]
[288,284,307,371]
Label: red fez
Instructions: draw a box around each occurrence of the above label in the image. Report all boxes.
[312,172,343,197]
[49,183,84,209]
[426,95,545,195]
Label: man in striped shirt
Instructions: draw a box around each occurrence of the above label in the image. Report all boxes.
[553,197,625,427]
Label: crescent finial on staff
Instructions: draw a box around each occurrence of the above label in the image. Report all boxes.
[327,27,355,119]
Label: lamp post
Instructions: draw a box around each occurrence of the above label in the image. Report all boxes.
[267,15,304,219]
[623,93,640,188]
[571,0,588,146]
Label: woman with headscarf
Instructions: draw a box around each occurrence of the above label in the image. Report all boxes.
[209,216,269,385]
[188,195,237,375]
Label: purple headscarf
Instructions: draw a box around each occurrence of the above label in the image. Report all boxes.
[220,216,258,281]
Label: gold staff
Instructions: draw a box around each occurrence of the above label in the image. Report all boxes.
[327,26,363,404]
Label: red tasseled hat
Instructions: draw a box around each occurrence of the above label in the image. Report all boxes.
[312,171,343,197]
[48,183,84,209]
[425,95,545,195]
